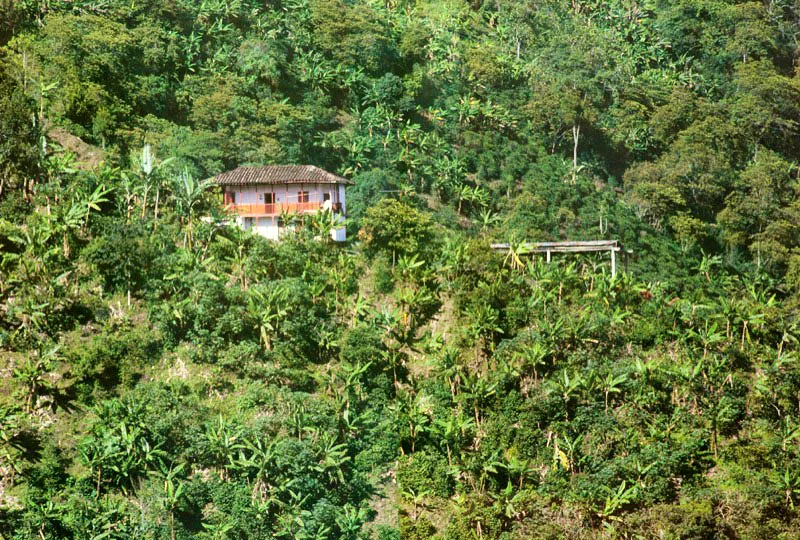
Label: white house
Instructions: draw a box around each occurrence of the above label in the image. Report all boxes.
[213,165,351,241]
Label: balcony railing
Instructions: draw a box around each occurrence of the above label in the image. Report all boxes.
[225,202,342,216]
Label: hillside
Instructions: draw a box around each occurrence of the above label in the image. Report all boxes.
[1,1,800,538]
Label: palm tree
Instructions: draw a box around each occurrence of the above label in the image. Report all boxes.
[400,487,431,521]
[0,407,24,488]
[503,241,529,272]
[236,436,279,503]
[51,197,84,259]
[550,370,583,420]
[218,233,249,289]
[158,463,186,540]
[172,169,213,249]
[688,321,725,357]
[521,339,550,382]
[464,304,503,364]
[315,435,351,487]
[595,481,638,523]
[476,207,499,234]
[278,206,299,237]
[601,372,627,412]
[458,372,498,429]
[248,284,289,351]
[553,432,584,475]
[137,143,175,222]
[501,447,535,490]
[433,411,475,466]
[13,343,58,414]
[309,208,346,240]
[80,183,112,233]
[334,505,368,540]
[391,390,433,453]
[345,294,370,328]
[118,171,140,222]
[776,468,800,509]
[204,415,243,480]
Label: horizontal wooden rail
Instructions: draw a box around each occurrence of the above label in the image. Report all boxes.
[490,240,620,253]
[225,202,342,216]
[490,240,622,276]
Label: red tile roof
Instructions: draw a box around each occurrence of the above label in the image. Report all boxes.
[212,165,352,186]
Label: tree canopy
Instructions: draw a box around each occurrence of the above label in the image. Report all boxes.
[2,1,800,538]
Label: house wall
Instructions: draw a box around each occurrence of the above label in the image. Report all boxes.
[240,216,346,242]
[337,184,346,214]
[331,213,346,242]
[229,183,340,206]
[240,215,281,241]
[226,182,348,242]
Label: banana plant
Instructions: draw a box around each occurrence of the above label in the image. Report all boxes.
[688,320,725,357]
[400,487,431,521]
[0,406,24,488]
[464,303,503,364]
[595,480,638,522]
[172,169,213,249]
[204,415,243,480]
[550,370,584,420]
[334,504,368,540]
[247,283,290,351]
[602,372,628,412]
[500,446,536,490]
[314,434,351,487]
[13,343,59,414]
[776,468,800,510]
[137,144,175,221]
[433,411,475,466]
[236,436,279,502]
[157,462,186,540]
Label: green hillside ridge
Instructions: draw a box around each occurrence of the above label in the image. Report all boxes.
[2,1,800,538]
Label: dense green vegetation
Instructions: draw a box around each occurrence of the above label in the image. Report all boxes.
[2,0,800,537]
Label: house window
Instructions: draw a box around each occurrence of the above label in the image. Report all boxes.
[323,192,331,202]
[244,217,254,229]
[225,191,236,205]
[298,191,309,203]
[264,193,274,204]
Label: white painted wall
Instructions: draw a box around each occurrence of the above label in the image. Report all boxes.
[338,184,346,214]
[331,227,346,242]
[230,183,341,205]
[228,182,348,242]
[241,216,281,241]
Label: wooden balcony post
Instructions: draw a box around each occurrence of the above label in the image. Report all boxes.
[611,247,616,278]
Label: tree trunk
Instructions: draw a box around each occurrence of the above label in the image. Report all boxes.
[96,467,102,498]
[571,123,580,184]
[141,184,149,219]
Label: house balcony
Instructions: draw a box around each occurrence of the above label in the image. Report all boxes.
[225,202,343,216]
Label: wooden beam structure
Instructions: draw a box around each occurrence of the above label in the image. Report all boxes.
[490,240,622,277]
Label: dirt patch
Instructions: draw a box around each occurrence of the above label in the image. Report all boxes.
[47,125,105,169]
[368,474,399,532]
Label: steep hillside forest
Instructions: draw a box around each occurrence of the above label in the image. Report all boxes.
[4,0,800,538]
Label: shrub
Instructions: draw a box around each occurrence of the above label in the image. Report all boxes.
[397,450,453,498]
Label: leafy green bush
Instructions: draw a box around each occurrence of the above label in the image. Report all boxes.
[397,450,453,498]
